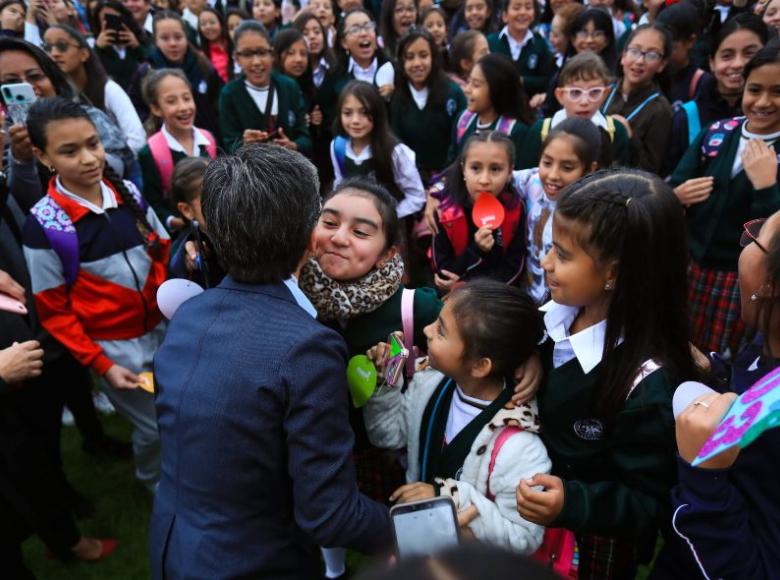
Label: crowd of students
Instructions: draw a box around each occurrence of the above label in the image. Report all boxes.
[0,0,778,577]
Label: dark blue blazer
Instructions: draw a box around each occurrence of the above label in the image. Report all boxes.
[150,277,391,579]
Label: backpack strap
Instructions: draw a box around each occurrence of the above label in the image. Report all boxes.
[486,426,521,502]
[148,131,175,195]
[333,135,348,176]
[605,115,616,142]
[456,110,477,145]
[401,288,416,379]
[30,194,80,287]
[682,101,701,146]
[540,117,552,142]
[700,117,743,159]
[200,129,218,159]
[496,116,517,136]
[689,68,705,101]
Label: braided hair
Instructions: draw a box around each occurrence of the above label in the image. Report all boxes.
[555,169,698,421]
[26,97,160,250]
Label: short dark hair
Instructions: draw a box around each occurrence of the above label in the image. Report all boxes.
[171,156,209,206]
[448,279,544,379]
[233,19,270,48]
[558,51,612,86]
[475,53,533,124]
[201,144,321,284]
[325,178,399,251]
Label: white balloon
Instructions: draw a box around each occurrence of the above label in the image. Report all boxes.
[157,278,204,319]
[673,381,717,418]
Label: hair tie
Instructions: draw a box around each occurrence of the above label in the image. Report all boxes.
[625,197,632,207]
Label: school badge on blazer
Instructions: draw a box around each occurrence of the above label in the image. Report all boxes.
[528,54,538,70]
[288,111,296,126]
[573,418,604,441]
[446,98,457,116]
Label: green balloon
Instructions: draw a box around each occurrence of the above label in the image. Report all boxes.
[347,355,377,408]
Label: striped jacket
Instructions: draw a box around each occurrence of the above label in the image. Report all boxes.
[22,177,170,375]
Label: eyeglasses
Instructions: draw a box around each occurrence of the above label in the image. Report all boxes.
[741,219,768,253]
[575,30,606,41]
[344,21,376,36]
[235,48,273,59]
[43,41,81,53]
[0,71,48,85]
[625,46,664,63]
[559,86,607,102]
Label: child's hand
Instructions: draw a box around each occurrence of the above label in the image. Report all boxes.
[366,331,404,374]
[95,28,117,49]
[474,227,494,253]
[243,129,269,145]
[0,341,43,383]
[424,194,440,235]
[674,177,714,207]
[310,105,323,127]
[516,474,565,525]
[743,139,778,191]
[390,482,435,504]
[104,364,142,390]
[118,25,140,49]
[273,127,298,151]
[457,505,479,540]
[434,269,460,293]
[511,351,542,405]
[676,392,740,469]
[378,83,394,99]
[529,93,546,109]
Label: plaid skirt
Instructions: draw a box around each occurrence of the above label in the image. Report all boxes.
[688,260,750,357]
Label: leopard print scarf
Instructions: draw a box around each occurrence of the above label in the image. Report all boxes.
[299,254,404,322]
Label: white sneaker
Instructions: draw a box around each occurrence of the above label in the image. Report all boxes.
[62,406,75,426]
[92,391,116,415]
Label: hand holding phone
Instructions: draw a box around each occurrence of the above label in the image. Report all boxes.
[391,497,460,559]
[1,83,37,125]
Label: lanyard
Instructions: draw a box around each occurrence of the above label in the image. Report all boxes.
[420,378,453,482]
[602,85,660,122]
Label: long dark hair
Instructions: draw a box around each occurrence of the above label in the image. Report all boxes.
[395,27,449,107]
[198,5,234,77]
[443,130,518,210]
[153,9,214,80]
[26,97,160,248]
[46,24,110,111]
[273,28,315,102]
[555,169,697,420]
[619,23,673,94]
[475,53,533,124]
[91,0,145,41]
[293,11,336,68]
[333,81,402,201]
[566,8,617,72]
[325,177,400,251]
[542,116,610,171]
[710,13,769,60]
[0,37,75,99]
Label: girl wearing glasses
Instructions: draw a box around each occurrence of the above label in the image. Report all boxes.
[219,20,311,153]
[517,52,630,169]
[602,22,673,175]
[670,40,780,358]
[42,24,146,153]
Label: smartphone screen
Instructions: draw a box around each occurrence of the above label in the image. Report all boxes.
[105,13,124,33]
[391,498,459,559]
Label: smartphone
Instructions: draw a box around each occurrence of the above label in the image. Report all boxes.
[104,13,124,34]
[0,293,27,315]
[390,497,460,559]
[1,82,37,125]
[383,333,409,386]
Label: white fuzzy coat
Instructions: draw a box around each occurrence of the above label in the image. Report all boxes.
[363,363,552,554]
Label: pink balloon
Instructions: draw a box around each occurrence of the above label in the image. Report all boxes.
[157,278,204,319]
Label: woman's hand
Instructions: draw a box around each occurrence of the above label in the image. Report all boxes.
[118,25,140,49]
[743,139,778,191]
[516,474,565,525]
[390,482,435,504]
[0,341,44,383]
[310,105,323,127]
[0,269,26,304]
[512,351,542,405]
[104,364,141,390]
[378,83,394,99]
[424,193,440,235]
[674,177,714,207]
[434,269,460,293]
[366,331,404,374]
[457,505,479,540]
[9,123,33,163]
[95,28,117,49]
[243,129,269,145]
[474,227,494,253]
[273,128,298,150]
[676,392,740,469]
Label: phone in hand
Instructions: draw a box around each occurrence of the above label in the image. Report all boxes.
[383,333,409,386]
[104,13,125,35]
[390,497,460,559]
[0,293,27,315]
[1,82,37,125]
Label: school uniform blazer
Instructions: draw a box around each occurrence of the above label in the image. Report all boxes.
[487,30,553,95]
[218,71,312,154]
[150,277,391,580]
[364,364,550,554]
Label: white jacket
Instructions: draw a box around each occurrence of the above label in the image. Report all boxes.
[364,362,551,554]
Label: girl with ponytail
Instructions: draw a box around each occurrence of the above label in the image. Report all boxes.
[22,97,170,492]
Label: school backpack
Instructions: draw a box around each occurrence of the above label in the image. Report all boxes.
[148,129,218,195]
[436,200,523,259]
[332,135,349,176]
[29,180,151,287]
[455,110,517,145]
[540,116,617,142]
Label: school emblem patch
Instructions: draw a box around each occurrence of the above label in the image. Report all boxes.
[288,111,296,126]
[446,98,457,116]
[528,54,538,70]
[573,418,604,441]
[198,80,208,94]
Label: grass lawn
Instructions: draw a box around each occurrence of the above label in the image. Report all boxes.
[20,415,656,579]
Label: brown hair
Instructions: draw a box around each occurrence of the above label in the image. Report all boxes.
[558,51,612,86]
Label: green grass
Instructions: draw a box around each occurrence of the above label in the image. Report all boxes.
[22,416,153,580]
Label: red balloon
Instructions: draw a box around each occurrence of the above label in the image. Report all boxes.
[471,192,505,230]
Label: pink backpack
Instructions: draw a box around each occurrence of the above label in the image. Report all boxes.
[148,129,218,195]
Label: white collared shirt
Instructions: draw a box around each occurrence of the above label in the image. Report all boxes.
[144,12,154,34]
[182,8,199,31]
[55,176,118,215]
[284,276,317,318]
[161,124,211,157]
[349,56,378,83]
[540,301,608,374]
[731,125,780,178]
[244,81,279,117]
[409,83,429,110]
[499,26,534,61]
[550,108,610,131]
[444,384,493,444]
[313,57,330,88]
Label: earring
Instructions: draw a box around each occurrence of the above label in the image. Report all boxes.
[48,165,56,174]
[751,293,759,302]
[604,283,612,291]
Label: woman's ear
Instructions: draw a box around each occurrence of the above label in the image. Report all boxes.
[470,356,493,379]
[78,47,90,64]
[603,258,619,291]
[177,201,195,221]
[33,146,51,170]
[150,102,163,120]
[375,245,398,269]
[554,86,566,107]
